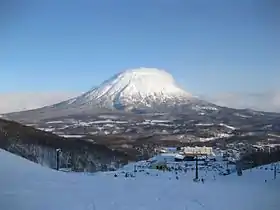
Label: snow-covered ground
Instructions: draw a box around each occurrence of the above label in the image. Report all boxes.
[0,149,280,210]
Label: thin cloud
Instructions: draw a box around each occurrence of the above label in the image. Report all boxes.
[0,92,80,114]
[202,91,280,113]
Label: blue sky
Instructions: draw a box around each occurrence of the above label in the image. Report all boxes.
[1,0,279,95]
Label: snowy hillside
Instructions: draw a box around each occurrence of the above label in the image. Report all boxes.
[58,67,194,110]
[1,149,279,210]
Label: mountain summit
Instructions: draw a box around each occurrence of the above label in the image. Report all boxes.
[4,68,216,121]
[62,68,193,111]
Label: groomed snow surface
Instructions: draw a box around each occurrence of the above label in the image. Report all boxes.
[1,149,280,210]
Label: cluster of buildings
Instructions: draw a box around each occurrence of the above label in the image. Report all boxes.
[156,146,214,156]
[148,146,217,171]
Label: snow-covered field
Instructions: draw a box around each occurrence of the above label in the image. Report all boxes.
[0,149,279,210]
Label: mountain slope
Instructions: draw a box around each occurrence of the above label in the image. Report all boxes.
[62,67,193,110]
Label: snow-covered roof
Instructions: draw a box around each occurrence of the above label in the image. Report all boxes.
[149,153,185,162]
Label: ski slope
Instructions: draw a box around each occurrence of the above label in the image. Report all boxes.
[0,149,279,210]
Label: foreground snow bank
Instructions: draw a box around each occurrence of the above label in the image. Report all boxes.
[0,149,279,210]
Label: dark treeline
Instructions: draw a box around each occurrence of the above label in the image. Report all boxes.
[240,150,280,169]
[0,118,136,172]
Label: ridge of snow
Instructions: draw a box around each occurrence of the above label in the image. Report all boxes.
[219,123,236,130]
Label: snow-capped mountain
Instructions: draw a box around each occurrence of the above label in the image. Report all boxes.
[2,67,240,122]
[58,67,195,111]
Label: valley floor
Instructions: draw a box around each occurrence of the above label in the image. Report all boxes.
[0,149,279,210]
